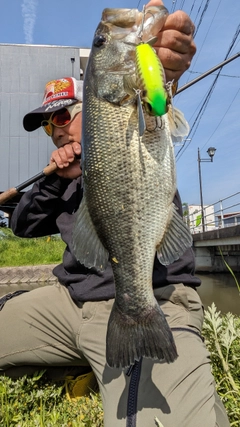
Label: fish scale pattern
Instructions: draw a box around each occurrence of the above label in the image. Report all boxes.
[84,89,176,305]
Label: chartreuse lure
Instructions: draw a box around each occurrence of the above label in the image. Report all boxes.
[135,42,167,117]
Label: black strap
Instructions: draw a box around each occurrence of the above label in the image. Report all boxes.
[0,290,29,311]
[126,358,143,427]
[124,327,203,427]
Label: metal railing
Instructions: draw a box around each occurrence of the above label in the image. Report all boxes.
[186,192,240,233]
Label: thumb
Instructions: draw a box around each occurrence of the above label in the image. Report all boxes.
[145,0,164,7]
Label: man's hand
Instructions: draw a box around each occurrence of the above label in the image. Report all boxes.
[50,142,82,179]
[146,0,196,82]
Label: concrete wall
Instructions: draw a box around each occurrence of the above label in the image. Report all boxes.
[193,225,240,273]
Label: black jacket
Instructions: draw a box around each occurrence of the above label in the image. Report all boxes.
[11,173,201,303]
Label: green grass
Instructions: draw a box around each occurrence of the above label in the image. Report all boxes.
[0,228,65,267]
[0,370,103,426]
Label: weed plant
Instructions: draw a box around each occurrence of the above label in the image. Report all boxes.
[0,370,103,426]
[202,303,240,425]
[0,304,239,426]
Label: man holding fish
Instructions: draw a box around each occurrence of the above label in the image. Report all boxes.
[0,1,230,426]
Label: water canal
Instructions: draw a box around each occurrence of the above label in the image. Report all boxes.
[197,273,240,315]
[0,273,239,315]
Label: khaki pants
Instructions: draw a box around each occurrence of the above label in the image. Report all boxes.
[0,283,230,427]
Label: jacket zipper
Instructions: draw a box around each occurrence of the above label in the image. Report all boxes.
[126,358,143,427]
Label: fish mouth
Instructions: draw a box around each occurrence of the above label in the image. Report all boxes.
[101,8,139,28]
[100,6,168,43]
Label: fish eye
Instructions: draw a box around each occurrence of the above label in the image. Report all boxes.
[93,35,107,47]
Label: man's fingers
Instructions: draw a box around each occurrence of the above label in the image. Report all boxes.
[51,144,79,168]
[162,11,195,36]
[145,0,164,7]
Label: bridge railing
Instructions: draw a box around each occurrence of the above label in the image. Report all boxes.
[186,192,240,233]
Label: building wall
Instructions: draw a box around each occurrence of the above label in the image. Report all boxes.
[0,43,85,192]
[188,204,215,233]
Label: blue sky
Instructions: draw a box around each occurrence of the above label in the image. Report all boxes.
[0,0,240,208]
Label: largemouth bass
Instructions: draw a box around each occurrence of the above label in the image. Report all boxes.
[73,5,192,368]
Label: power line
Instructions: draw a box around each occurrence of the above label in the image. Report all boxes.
[187,70,240,79]
[194,0,210,37]
[189,0,197,18]
[176,27,240,161]
[170,1,178,14]
[201,88,240,150]
[136,0,142,9]
[182,0,223,88]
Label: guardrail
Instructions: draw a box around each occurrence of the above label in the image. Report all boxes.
[186,192,240,233]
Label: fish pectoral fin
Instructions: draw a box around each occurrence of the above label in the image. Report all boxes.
[167,104,190,143]
[72,195,109,272]
[157,203,193,265]
[123,74,138,96]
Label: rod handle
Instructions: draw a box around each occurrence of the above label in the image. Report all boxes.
[42,162,58,175]
[0,188,18,205]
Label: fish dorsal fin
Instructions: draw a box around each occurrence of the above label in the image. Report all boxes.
[167,104,190,143]
[157,203,192,265]
[72,195,109,272]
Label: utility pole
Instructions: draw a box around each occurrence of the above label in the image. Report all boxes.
[197,147,216,232]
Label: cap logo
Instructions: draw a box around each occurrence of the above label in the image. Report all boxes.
[44,99,74,112]
[42,78,75,105]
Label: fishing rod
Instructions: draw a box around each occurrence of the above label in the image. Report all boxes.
[0,162,57,206]
[1,53,239,206]
[176,52,240,94]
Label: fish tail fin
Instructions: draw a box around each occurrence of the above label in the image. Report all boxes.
[106,301,178,368]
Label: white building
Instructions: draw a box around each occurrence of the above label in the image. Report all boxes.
[187,204,215,233]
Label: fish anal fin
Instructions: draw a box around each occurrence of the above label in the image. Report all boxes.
[157,203,193,265]
[72,196,109,272]
[106,301,178,368]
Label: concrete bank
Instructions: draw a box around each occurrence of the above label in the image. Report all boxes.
[0,264,57,285]
[0,264,58,297]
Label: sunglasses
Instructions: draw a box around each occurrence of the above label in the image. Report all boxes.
[41,103,82,136]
